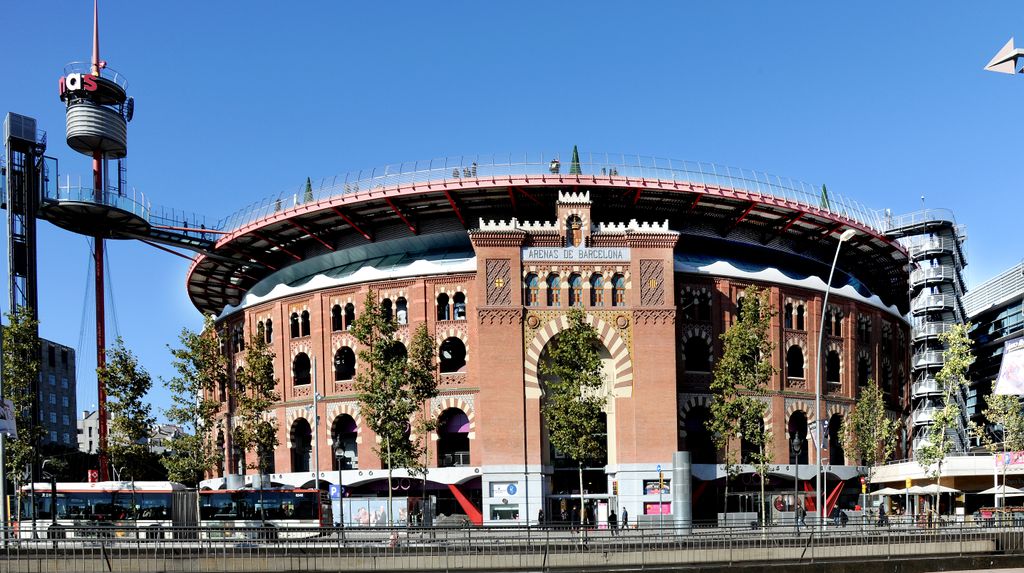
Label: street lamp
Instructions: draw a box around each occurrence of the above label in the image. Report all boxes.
[815,228,856,528]
[790,434,802,531]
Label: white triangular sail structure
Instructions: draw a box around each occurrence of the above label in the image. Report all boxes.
[985,37,1024,74]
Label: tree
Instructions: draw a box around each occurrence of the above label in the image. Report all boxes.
[540,308,607,527]
[969,393,1024,505]
[841,380,898,486]
[1,306,42,489]
[707,286,776,527]
[232,329,280,476]
[303,177,314,203]
[100,337,158,480]
[916,323,973,514]
[353,291,438,525]
[163,315,228,485]
[569,145,582,175]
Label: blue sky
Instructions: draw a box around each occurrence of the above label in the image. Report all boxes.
[3,1,1021,419]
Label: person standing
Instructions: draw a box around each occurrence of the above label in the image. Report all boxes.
[621,506,629,530]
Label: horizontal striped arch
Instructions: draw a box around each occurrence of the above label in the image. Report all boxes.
[784,398,815,423]
[523,314,633,399]
[826,402,851,418]
[678,393,712,439]
[326,402,363,445]
[430,396,477,440]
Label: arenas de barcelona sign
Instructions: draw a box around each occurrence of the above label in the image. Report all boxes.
[521,246,631,262]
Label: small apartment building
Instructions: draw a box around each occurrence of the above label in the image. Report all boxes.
[40,339,77,448]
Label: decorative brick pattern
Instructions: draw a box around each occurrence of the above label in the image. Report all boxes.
[639,259,664,306]
[485,259,512,306]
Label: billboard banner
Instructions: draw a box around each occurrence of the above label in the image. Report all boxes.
[994,337,1024,395]
[0,399,16,437]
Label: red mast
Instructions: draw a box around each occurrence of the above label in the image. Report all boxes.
[90,0,110,482]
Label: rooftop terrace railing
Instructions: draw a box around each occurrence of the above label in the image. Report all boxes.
[214,153,890,235]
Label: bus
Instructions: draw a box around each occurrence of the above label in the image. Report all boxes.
[15,481,196,539]
[198,488,330,539]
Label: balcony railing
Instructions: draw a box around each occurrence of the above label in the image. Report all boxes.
[914,350,944,369]
[911,378,941,397]
[214,153,889,234]
[913,407,937,425]
[911,294,955,314]
[910,266,955,287]
[912,322,953,342]
[908,238,957,259]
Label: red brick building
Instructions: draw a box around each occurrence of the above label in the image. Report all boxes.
[190,156,912,524]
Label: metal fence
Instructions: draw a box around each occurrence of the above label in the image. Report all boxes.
[1,521,1022,572]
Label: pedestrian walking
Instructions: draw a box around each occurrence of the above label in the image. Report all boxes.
[608,509,618,536]
[621,506,629,530]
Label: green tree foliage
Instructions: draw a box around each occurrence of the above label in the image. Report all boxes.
[1,306,42,485]
[841,380,898,483]
[917,323,973,493]
[303,177,314,203]
[101,338,158,480]
[353,292,439,524]
[569,145,582,175]
[163,315,228,485]
[969,393,1024,502]
[540,308,607,525]
[707,286,776,526]
[233,329,280,475]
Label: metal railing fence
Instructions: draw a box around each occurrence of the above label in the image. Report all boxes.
[0,521,1020,572]
[214,153,888,235]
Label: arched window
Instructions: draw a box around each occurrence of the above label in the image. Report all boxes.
[696,291,711,321]
[788,411,809,464]
[453,292,466,320]
[292,352,311,386]
[344,303,355,330]
[290,418,312,473]
[439,337,467,373]
[331,305,343,332]
[880,359,893,391]
[300,310,311,337]
[787,345,805,379]
[826,350,841,384]
[682,290,697,321]
[437,408,471,467]
[257,321,265,343]
[823,311,832,336]
[829,414,844,465]
[396,297,408,325]
[385,341,408,363]
[590,274,604,307]
[784,303,793,329]
[566,215,583,247]
[857,356,870,387]
[568,274,582,307]
[684,406,717,464]
[381,299,393,323]
[436,293,451,321]
[265,318,273,343]
[611,274,625,307]
[290,313,300,339]
[334,347,355,381]
[741,418,765,464]
[683,337,711,372]
[332,415,358,470]
[833,311,843,337]
[547,274,560,307]
[525,274,539,307]
[796,304,805,331]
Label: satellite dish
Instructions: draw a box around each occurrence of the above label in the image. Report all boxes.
[125,97,134,122]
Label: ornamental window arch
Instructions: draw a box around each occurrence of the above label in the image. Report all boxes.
[682,285,713,322]
[783,297,807,331]
[680,325,713,373]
